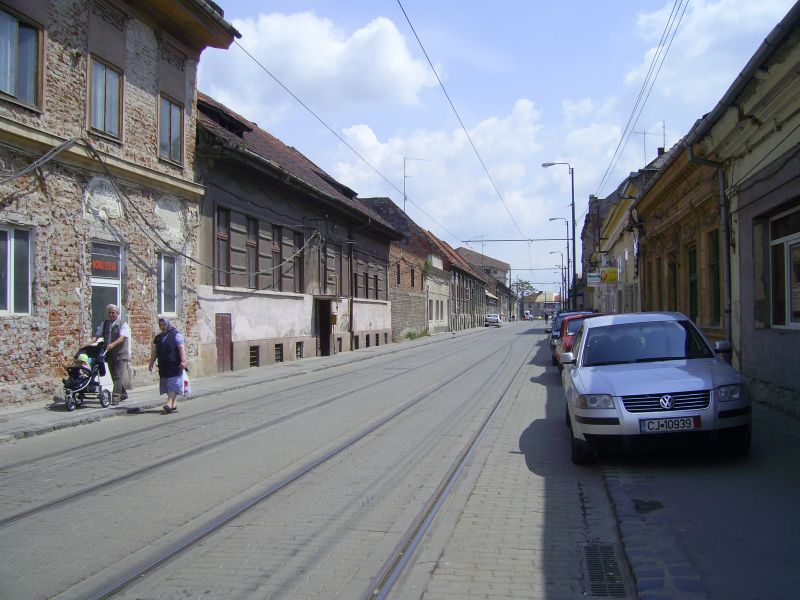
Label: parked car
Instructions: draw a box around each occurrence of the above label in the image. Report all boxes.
[560,312,751,464]
[547,311,593,365]
[523,310,533,321]
[555,313,603,370]
[485,314,502,327]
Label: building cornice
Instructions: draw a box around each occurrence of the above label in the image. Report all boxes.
[0,117,205,199]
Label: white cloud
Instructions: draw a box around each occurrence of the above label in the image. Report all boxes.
[198,11,437,125]
[626,0,795,106]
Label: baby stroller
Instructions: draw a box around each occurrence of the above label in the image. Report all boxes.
[62,342,113,411]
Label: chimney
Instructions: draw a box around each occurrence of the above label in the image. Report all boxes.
[657,147,665,156]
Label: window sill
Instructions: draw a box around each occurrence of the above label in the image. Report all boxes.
[0,94,42,114]
[212,285,306,299]
[158,155,185,170]
[87,128,123,146]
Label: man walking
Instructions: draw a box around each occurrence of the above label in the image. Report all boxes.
[94,304,130,404]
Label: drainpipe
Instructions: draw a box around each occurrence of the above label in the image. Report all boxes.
[687,145,732,344]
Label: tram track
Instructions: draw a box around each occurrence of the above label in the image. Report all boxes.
[0,336,495,529]
[0,333,482,476]
[53,343,509,600]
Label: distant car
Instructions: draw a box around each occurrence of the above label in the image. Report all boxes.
[547,311,593,365]
[485,314,502,327]
[560,312,751,464]
[555,313,603,370]
[523,311,533,321]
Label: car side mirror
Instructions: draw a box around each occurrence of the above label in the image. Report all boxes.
[714,340,732,353]
[560,352,575,364]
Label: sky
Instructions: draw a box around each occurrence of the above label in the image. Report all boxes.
[198,0,796,295]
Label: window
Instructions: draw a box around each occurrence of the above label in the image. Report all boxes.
[429,299,433,320]
[90,56,122,138]
[246,217,258,289]
[687,247,697,322]
[708,231,721,325]
[0,226,31,313]
[374,274,378,299]
[770,207,800,327]
[0,9,39,106]
[272,225,282,291]
[274,343,283,363]
[293,231,304,293]
[216,208,230,286]
[159,95,183,163]
[90,242,120,333]
[157,254,177,315]
[411,267,415,288]
[396,263,401,286]
[249,345,260,367]
[295,341,303,359]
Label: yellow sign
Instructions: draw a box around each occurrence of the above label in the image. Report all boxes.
[601,268,619,283]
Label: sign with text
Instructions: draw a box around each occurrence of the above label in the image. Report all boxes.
[91,243,120,279]
[587,272,601,287]
[601,267,619,283]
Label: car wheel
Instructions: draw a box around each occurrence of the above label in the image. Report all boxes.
[570,433,596,465]
[100,389,111,408]
[730,426,751,457]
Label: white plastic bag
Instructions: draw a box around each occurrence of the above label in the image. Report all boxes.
[182,370,191,397]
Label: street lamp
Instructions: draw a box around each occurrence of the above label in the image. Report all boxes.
[548,216,570,304]
[543,161,577,310]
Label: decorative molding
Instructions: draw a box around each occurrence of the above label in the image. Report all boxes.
[92,0,125,32]
[161,43,187,72]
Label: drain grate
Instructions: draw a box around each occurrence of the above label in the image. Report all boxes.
[583,543,627,598]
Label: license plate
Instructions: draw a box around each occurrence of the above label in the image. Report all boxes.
[639,416,701,434]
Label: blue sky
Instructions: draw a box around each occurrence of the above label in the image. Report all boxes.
[199,0,795,294]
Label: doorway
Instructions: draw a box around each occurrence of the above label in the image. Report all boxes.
[216,313,232,372]
[315,299,332,356]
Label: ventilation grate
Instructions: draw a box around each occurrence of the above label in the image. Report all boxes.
[583,543,627,598]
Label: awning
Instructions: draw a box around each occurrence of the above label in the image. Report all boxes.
[485,291,499,300]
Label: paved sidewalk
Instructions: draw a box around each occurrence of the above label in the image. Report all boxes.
[0,330,477,443]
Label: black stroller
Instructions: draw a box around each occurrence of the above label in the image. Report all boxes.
[62,343,113,411]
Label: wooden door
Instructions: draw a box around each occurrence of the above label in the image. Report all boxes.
[215,313,232,372]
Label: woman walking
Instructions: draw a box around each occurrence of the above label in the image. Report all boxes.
[148,316,187,413]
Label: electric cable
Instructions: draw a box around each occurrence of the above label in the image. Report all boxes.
[395,0,527,241]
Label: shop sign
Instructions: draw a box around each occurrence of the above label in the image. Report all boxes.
[587,272,601,287]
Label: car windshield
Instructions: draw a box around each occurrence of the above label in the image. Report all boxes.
[581,320,714,366]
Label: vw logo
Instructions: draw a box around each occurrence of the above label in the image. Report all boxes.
[659,395,674,409]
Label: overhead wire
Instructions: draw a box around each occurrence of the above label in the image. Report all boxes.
[594,0,689,197]
[395,0,527,242]
[231,40,465,243]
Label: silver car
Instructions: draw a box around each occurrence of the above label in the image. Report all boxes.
[560,312,751,464]
[485,314,502,327]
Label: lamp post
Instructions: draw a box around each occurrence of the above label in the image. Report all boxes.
[549,216,570,306]
[543,162,577,310]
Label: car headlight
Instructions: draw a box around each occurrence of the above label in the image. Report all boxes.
[576,394,615,409]
[718,384,747,402]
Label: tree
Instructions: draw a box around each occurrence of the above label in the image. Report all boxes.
[511,280,535,298]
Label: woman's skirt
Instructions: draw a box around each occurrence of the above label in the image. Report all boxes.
[159,373,183,395]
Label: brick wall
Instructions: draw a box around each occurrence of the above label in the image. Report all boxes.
[0,0,204,408]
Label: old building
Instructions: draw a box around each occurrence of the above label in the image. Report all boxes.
[0,0,237,407]
[193,94,402,374]
[426,233,486,330]
[455,247,515,319]
[685,2,800,415]
[361,197,451,340]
